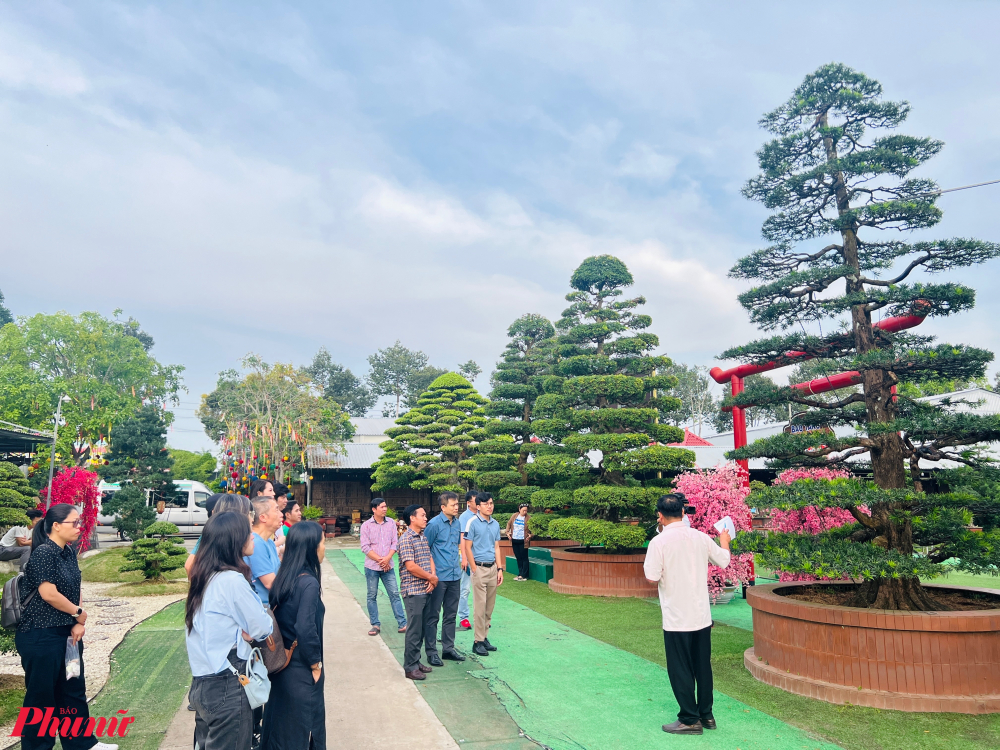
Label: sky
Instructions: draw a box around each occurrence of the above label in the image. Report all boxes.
[3,2,1000,452]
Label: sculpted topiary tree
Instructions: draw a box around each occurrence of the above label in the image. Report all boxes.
[532,255,695,534]
[725,63,1000,610]
[475,314,556,506]
[0,461,36,528]
[120,521,186,581]
[371,373,489,495]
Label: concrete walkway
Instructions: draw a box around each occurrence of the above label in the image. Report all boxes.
[160,554,457,750]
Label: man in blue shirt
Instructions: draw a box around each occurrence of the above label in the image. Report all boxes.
[456,491,478,630]
[423,492,466,665]
[244,496,282,606]
[463,492,502,656]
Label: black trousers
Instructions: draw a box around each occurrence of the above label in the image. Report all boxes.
[512,540,529,578]
[190,658,253,750]
[15,625,96,750]
[402,594,429,673]
[425,579,461,656]
[663,626,714,726]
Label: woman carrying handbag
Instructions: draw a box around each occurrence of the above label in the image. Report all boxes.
[261,521,326,750]
[186,512,273,750]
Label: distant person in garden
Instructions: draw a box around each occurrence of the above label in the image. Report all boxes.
[423,491,466,664]
[260,521,326,750]
[185,493,224,576]
[15,503,119,750]
[463,492,502,656]
[457,490,479,630]
[359,497,407,636]
[282,500,302,529]
[397,504,437,680]
[644,493,731,736]
[505,504,532,581]
[245,495,283,606]
[0,508,43,571]
[186,511,273,750]
[270,482,291,553]
[248,478,275,501]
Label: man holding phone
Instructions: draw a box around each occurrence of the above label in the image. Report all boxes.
[644,493,731,735]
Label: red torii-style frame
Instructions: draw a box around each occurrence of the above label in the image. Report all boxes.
[709,311,928,477]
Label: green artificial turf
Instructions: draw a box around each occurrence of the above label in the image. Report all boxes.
[87,601,191,750]
[80,547,187,584]
[498,578,1000,750]
[337,549,840,750]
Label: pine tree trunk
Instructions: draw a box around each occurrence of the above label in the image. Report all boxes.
[821,112,932,609]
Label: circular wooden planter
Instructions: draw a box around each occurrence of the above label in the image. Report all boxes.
[548,546,657,598]
[745,582,1000,713]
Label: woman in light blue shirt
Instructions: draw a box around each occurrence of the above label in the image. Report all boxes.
[186,512,273,750]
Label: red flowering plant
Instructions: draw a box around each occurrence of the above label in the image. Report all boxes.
[768,466,867,582]
[39,467,101,551]
[673,462,754,598]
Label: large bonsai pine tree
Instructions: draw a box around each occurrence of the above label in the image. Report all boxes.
[532,255,694,527]
[726,63,1000,610]
[474,314,556,505]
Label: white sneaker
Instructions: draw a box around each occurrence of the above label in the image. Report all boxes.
[94,742,119,750]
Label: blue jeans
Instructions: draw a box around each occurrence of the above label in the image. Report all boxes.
[365,567,407,628]
[457,565,472,621]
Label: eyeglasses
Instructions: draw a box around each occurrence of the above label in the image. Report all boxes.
[56,519,82,528]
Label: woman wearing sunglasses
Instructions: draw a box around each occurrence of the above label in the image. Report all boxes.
[15,503,118,750]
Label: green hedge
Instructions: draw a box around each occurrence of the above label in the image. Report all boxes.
[497,485,541,506]
[531,488,574,509]
[546,517,647,551]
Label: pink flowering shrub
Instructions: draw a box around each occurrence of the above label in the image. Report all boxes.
[39,467,100,551]
[769,466,860,581]
[674,462,754,597]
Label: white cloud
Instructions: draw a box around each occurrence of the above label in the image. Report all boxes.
[616,143,678,182]
[0,29,88,95]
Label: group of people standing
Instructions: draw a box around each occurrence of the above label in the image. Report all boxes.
[184,479,326,750]
[360,489,507,678]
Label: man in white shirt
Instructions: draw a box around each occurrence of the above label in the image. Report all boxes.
[0,509,42,571]
[644,493,731,736]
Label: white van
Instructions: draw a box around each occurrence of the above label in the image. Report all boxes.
[97,479,212,535]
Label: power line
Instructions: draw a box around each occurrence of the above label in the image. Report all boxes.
[920,178,1000,197]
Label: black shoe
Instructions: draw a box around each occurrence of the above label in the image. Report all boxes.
[662,720,703,735]
[483,638,497,652]
[442,650,466,662]
[187,703,196,711]
[427,654,444,667]
[702,717,716,730]
[473,641,488,656]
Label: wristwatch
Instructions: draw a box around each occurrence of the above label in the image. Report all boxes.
[73,607,83,618]
[312,662,323,670]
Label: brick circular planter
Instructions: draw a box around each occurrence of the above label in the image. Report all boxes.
[745,582,1000,713]
[548,546,657,598]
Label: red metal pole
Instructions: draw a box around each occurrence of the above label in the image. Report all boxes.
[709,310,927,385]
[731,376,750,484]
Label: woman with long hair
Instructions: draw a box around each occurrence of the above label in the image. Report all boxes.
[186,512,273,750]
[16,503,118,750]
[260,521,326,750]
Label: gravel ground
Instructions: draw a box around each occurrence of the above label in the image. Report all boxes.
[0,580,185,747]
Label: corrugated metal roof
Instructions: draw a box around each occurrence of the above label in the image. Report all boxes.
[349,418,396,436]
[917,387,1000,416]
[308,443,383,470]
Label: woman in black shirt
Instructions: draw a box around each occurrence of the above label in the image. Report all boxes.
[16,504,118,750]
[260,521,325,750]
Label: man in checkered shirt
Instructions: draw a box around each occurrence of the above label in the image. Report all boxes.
[398,504,438,680]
